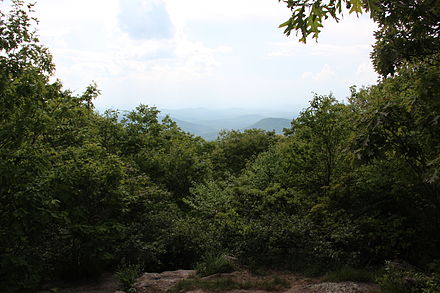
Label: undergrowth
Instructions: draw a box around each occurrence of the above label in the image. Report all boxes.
[195,254,236,277]
[322,266,377,283]
[116,264,141,293]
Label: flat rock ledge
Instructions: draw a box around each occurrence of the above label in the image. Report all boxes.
[297,281,378,293]
[134,269,196,292]
[37,270,378,293]
[133,270,378,293]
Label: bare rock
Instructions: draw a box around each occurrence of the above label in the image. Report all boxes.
[134,269,196,292]
[297,281,378,293]
[388,259,420,272]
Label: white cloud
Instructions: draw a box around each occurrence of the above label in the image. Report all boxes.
[164,0,290,23]
[268,13,376,58]
[301,64,336,82]
[118,0,174,40]
[0,0,379,109]
[34,0,233,95]
[37,0,119,34]
[269,42,371,57]
[51,37,232,86]
[356,62,378,82]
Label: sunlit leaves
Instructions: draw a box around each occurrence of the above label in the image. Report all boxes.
[278,0,379,43]
[278,0,439,77]
[0,0,54,76]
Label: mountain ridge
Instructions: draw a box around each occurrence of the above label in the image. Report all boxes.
[169,116,292,140]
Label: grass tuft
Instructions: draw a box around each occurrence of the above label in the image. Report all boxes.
[322,266,376,283]
[195,254,235,277]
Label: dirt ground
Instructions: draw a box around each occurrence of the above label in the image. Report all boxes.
[134,270,378,293]
[38,270,379,293]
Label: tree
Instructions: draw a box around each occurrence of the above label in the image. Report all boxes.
[370,0,440,76]
[0,3,209,289]
[0,0,55,149]
[0,0,54,76]
[120,105,211,199]
[211,129,279,176]
[0,2,58,288]
[279,0,440,76]
[284,94,352,188]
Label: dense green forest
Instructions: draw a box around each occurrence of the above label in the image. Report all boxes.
[0,0,439,292]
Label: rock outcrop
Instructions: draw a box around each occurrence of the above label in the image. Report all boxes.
[134,270,196,292]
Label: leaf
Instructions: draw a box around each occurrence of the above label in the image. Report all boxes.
[278,20,290,28]
[349,0,363,14]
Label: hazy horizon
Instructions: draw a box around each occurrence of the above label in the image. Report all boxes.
[96,105,300,120]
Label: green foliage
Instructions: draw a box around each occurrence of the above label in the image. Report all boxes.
[0,2,208,290]
[225,95,360,269]
[371,0,440,75]
[211,129,278,176]
[1,0,439,291]
[351,58,440,185]
[279,0,440,76]
[284,94,353,189]
[116,264,141,293]
[122,104,212,199]
[195,254,235,277]
[278,0,379,42]
[181,180,240,263]
[348,58,440,264]
[0,0,55,76]
[377,261,440,293]
[322,266,377,283]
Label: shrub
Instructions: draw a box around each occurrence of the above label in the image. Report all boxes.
[195,254,235,277]
[322,266,376,283]
[377,261,440,293]
[116,264,141,293]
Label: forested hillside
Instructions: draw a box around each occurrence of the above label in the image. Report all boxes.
[1,0,439,292]
[246,118,291,133]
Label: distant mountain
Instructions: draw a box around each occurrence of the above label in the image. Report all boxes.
[161,108,252,122]
[199,131,221,141]
[170,117,292,140]
[170,118,216,137]
[161,108,297,122]
[246,118,291,134]
[199,114,265,130]
[155,108,298,140]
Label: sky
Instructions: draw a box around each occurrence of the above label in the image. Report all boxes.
[4,0,379,112]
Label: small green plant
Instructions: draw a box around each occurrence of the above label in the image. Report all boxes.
[427,259,440,274]
[195,254,235,277]
[377,261,440,293]
[322,266,376,283]
[116,264,141,293]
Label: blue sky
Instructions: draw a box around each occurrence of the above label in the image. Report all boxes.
[9,0,379,111]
